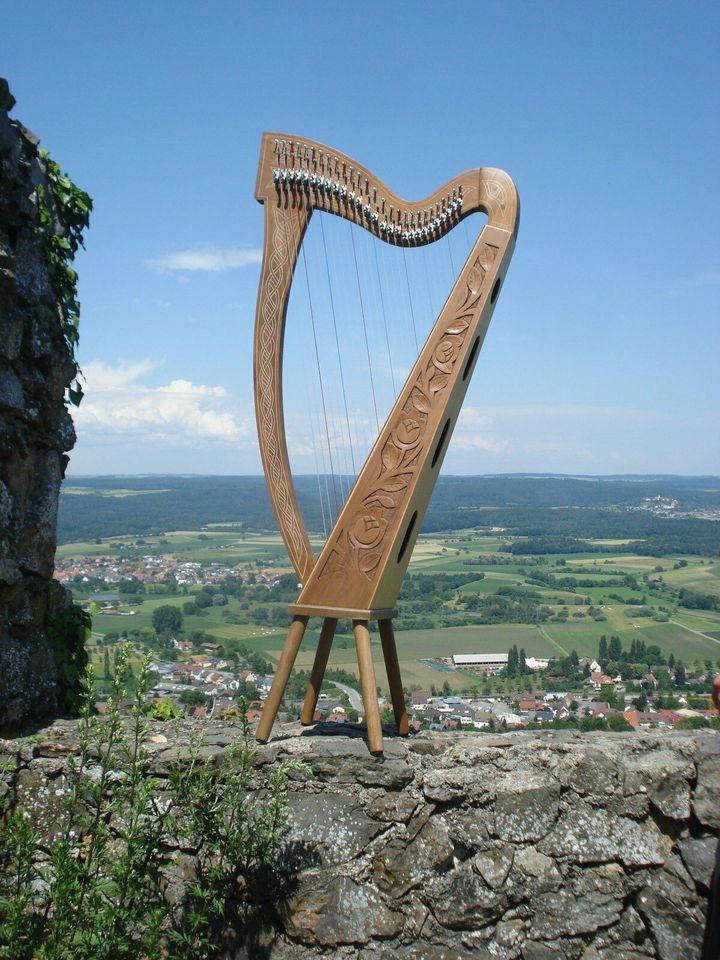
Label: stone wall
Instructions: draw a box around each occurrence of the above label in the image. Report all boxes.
[0,79,78,730]
[3,721,718,958]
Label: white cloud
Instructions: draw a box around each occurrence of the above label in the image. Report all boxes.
[74,361,249,444]
[145,247,263,273]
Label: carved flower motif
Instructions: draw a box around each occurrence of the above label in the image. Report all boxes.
[394,417,421,449]
[433,338,461,374]
[349,513,388,551]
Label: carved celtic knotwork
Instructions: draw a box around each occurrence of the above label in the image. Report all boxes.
[256,205,314,580]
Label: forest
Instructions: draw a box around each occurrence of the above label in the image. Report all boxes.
[59,474,720,557]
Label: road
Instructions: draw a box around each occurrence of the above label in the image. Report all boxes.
[537,624,570,657]
[328,680,364,712]
[670,619,720,646]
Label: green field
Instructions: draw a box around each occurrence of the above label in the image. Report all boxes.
[72,522,720,695]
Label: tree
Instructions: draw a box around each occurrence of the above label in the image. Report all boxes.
[633,691,648,712]
[519,647,527,674]
[119,578,145,594]
[608,635,623,661]
[598,635,608,663]
[180,689,209,706]
[103,648,111,680]
[152,604,183,635]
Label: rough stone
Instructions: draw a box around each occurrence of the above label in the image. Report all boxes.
[282,875,403,945]
[538,800,671,867]
[425,862,507,929]
[636,886,706,960]
[694,738,720,828]
[529,888,622,939]
[678,834,718,890]
[492,773,560,841]
[0,79,78,730]
[286,793,382,867]
[374,816,454,894]
[623,748,694,820]
[473,846,514,888]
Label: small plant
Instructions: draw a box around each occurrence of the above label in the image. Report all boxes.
[0,646,304,959]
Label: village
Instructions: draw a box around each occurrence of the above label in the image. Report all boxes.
[111,638,718,735]
[55,552,281,589]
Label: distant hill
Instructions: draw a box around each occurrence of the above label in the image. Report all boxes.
[58,474,720,556]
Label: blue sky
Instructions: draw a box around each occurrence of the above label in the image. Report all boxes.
[3,0,718,476]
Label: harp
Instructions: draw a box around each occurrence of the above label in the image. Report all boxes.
[253,133,519,753]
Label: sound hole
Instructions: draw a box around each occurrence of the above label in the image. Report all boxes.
[397,510,418,564]
[432,418,451,468]
[462,337,480,382]
[491,277,502,303]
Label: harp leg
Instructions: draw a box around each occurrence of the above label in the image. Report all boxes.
[256,615,309,743]
[353,619,383,755]
[378,619,409,737]
[301,617,337,724]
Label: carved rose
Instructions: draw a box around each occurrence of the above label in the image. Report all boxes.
[394,417,421,449]
[349,513,388,550]
[433,338,461,374]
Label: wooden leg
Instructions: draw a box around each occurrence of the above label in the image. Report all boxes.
[301,617,337,724]
[353,619,383,755]
[256,615,309,743]
[378,619,409,737]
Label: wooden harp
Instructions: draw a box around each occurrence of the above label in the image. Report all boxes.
[253,133,519,753]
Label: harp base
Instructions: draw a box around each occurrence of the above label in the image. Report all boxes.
[287,603,398,621]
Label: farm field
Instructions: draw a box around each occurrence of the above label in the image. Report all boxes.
[62,508,720,698]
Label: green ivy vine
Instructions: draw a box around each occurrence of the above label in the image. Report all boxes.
[36,151,92,406]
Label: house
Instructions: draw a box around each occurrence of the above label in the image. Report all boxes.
[519,699,540,712]
[90,593,120,607]
[411,690,431,707]
[534,710,554,723]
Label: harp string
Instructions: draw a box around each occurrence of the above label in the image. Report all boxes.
[283,204,482,541]
[349,222,380,435]
[286,202,340,525]
[373,243,396,400]
[401,247,420,355]
[309,404,328,540]
[320,213,356,477]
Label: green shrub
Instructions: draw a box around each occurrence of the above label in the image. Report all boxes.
[0,645,305,959]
